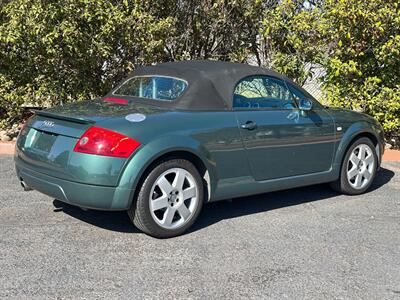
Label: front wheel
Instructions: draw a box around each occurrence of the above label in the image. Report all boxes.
[128,158,204,238]
[330,137,378,195]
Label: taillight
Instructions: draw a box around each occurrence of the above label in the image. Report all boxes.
[104,97,128,104]
[74,126,140,158]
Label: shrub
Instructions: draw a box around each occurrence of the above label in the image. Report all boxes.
[0,0,173,127]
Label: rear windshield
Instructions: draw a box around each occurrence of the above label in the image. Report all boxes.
[113,76,187,101]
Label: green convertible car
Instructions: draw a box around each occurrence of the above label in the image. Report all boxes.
[15,61,384,238]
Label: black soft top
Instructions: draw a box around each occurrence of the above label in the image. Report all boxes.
[110,60,299,111]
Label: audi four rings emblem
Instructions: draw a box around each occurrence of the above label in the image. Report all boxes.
[42,120,55,128]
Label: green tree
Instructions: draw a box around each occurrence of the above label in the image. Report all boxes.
[320,0,400,136]
[260,0,323,85]
[0,0,399,141]
[155,0,264,62]
[260,0,400,138]
[0,0,173,127]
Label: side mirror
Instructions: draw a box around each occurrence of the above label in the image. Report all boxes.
[299,98,313,111]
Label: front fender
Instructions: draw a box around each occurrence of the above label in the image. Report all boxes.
[116,134,217,208]
[333,121,383,172]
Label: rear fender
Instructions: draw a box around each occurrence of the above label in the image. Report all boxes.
[118,135,217,208]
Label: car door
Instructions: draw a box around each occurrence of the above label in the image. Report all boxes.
[233,75,335,181]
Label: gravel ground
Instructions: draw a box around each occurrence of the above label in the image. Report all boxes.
[0,156,399,299]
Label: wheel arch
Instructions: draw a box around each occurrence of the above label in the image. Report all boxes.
[333,122,382,173]
[118,135,217,209]
[139,149,212,202]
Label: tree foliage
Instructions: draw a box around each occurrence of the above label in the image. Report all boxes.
[0,0,173,126]
[0,0,399,138]
[155,0,264,62]
[260,0,324,85]
[319,0,400,135]
[258,0,400,135]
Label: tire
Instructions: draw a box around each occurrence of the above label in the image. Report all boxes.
[128,158,204,238]
[330,137,378,195]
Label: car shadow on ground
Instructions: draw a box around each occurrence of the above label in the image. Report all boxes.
[53,167,395,235]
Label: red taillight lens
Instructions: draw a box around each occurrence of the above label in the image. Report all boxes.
[74,127,141,158]
[104,97,128,104]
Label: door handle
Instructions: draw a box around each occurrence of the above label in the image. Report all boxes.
[241,121,257,130]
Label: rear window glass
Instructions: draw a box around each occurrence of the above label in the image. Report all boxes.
[113,76,187,101]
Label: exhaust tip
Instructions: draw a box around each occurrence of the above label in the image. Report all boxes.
[20,179,33,192]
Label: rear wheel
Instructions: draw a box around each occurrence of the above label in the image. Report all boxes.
[330,137,378,195]
[128,158,204,238]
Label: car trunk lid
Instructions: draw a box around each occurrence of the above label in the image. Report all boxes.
[16,99,161,186]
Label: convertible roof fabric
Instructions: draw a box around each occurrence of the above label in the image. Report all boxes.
[109,60,297,111]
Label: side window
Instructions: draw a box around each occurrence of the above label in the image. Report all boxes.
[287,83,308,101]
[287,83,323,109]
[114,76,187,101]
[233,76,296,110]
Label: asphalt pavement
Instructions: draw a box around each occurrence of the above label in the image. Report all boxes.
[0,156,399,299]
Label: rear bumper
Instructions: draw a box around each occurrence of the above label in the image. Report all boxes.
[15,157,133,211]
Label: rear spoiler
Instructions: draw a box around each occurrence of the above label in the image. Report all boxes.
[31,110,95,125]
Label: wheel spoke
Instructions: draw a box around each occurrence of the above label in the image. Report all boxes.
[347,167,358,179]
[151,195,168,211]
[362,169,372,181]
[177,204,191,220]
[173,169,186,190]
[350,152,360,165]
[182,186,196,200]
[354,174,363,187]
[364,154,374,166]
[358,145,366,160]
[162,207,176,226]
[157,176,173,195]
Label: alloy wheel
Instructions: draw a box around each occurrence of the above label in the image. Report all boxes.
[149,168,199,229]
[346,143,375,190]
